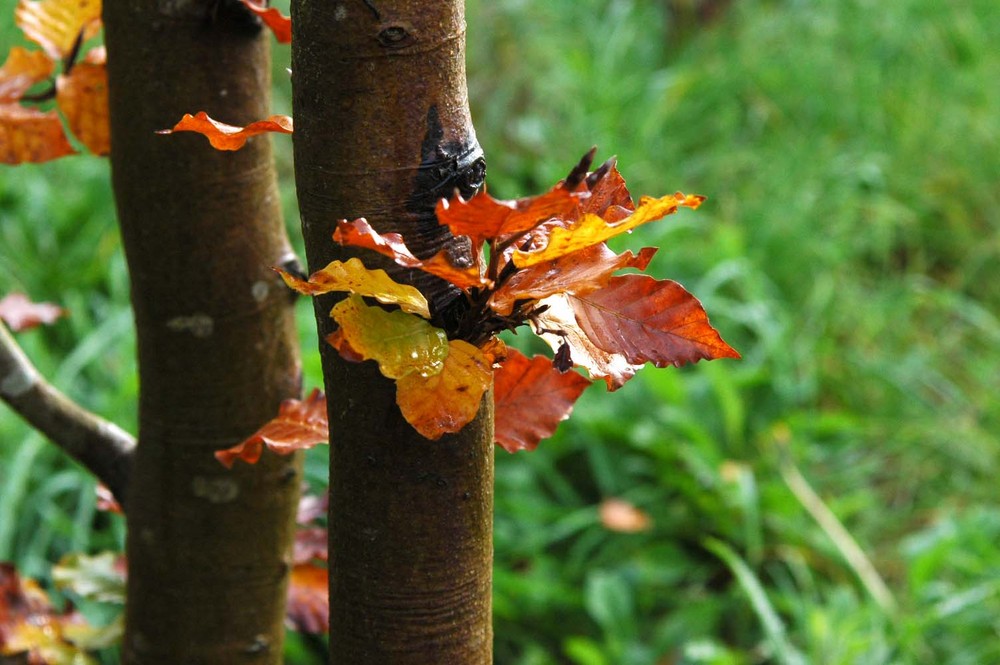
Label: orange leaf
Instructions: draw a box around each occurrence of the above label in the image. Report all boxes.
[215,389,328,468]
[489,243,656,316]
[599,498,653,533]
[15,0,102,61]
[157,111,293,151]
[577,161,635,222]
[512,192,705,268]
[0,292,65,331]
[56,47,108,155]
[435,184,580,246]
[570,275,741,368]
[286,564,328,634]
[0,103,75,163]
[0,46,54,103]
[493,348,590,453]
[277,257,430,318]
[395,339,492,440]
[239,0,292,43]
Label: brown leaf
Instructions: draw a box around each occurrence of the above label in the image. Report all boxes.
[435,184,580,246]
[493,348,590,453]
[599,498,653,533]
[157,111,293,151]
[0,47,54,103]
[0,292,65,331]
[0,104,75,164]
[15,0,102,61]
[395,339,492,440]
[215,389,328,468]
[239,0,292,43]
[570,274,741,368]
[577,161,635,222]
[55,47,108,155]
[286,564,328,634]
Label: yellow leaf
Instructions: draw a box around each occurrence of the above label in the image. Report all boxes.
[15,0,102,61]
[277,257,430,318]
[0,46,54,103]
[329,295,448,379]
[56,47,108,155]
[396,339,492,439]
[0,103,75,163]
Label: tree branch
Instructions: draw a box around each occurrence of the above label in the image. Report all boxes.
[0,320,134,507]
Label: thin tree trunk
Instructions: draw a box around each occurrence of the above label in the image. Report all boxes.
[103,3,302,662]
[290,1,494,662]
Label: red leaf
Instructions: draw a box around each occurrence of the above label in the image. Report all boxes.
[570,274,741,368]
[239,0,292,43]
[493,348,590,453]
[0,292,65,331]
[286,564,328,634]
[157,111,293,151]
[435,184,580,246]
[215,389,328,467]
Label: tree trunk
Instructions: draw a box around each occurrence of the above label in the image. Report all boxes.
[290,1,494,663]
[103,3,302,662]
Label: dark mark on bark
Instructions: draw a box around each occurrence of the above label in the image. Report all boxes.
[362,0,380,20]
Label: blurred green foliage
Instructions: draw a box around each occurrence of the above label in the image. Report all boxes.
[2,0,999,663]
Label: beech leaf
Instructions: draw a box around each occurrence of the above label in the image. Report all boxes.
[0,292,65,331]
[395,339,492,440]
[0,103,75,163]
[493,348,590,453]
[15,0,102,61]
[277,257,430,318]
[577,161,635,222]
[328,295,448,379]
[215,389,328,468]
[570,274,741,368]
[0,46,54,103]
[286,564,328,634]
[157,111,293,151]
[55,47,109,155]
[239,0,292,43]
[435,185,580,246]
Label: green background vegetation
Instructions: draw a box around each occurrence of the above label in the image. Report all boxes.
[2,0,998,662]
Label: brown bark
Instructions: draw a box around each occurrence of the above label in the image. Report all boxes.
[103,3,302,662]
[290,1,494,662]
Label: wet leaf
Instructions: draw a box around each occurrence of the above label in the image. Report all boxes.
[0,292,65,331]
[395,339,491,440]
[0,47,54,103]
[55,47,108,155]
[599,498,653,533]
[0,104,75,163]
[435,184,580,246]
[571,274,741,368]
[15,0,102,61]
[52,552,126,604]
[277,257,430,318]
[239,0,292,43]
[286,564,328,634]
[493,348,590,453]
[215,389,328,468]
[157,111,292,151]
[328,295,448,380]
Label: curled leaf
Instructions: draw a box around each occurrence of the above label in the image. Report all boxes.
[157,111,293,151]
[55,47,108,155]
[0,46,54,103]
[15,0,102,61]
[239,0,292,43]
[0,292,65,331]
[0,103,75,163]
[215,389,328,468]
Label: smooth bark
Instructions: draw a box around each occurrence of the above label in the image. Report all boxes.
[103,3,302,662]
[290,1,494,662]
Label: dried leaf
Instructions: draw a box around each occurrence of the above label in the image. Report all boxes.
[215,389,328,468]
[277,257,430,318]
[52,552,126,604]
[55,47,108,155]
[0,104,75,164]
[0,47,54,103]
[395,339,491,440]
[493,348,590,453]
[286,564,328,634]
[328,295,448,380]
[0,292,65,331]
[599,498,653,533]
[157,111,293,151]
[15,0,102,61]
[512,192,705,267]
[435,185,580,246]
[577,161,634,222]
[239,0,292,43]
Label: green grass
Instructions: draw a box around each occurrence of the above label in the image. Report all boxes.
[3,0,1000,663]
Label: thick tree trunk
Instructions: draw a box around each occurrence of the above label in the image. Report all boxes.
[103,3,302,663]
[290,1,494,663]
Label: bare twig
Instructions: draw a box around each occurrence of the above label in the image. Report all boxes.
[0,321,134,508]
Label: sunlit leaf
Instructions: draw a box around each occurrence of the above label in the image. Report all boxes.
[599,498,653,533]
[512,192,705,267]
[286,564,328,634]
[0,292,65,331]
[435,184,580,246]
[570,274,741,368]
[489,243,656,316]
[52,552,126,604]
[55,47,108,155]
[0,103,75,163]
[215,389,328,468]
[15,0,102,61]
[239,0,292,43]
[493,348,590,453]
[157,111,293,151]
[328,295,448,379]
[278,257,430,318]
[0,46,54,103]
[396,339,491,440]
[577,161,634,222]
